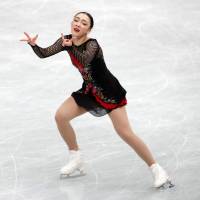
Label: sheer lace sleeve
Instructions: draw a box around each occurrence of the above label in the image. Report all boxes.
[29,35,71,58]
[67,40,99,66]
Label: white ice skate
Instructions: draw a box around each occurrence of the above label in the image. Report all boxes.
[150,163,175,189]
[60,150,86,178]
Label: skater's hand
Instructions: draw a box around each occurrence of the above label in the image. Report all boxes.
[61,33,72,47]
[20,32,38,46]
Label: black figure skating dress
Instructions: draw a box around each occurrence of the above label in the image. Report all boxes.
[29,34,127,117]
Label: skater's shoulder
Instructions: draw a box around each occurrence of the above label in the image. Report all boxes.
[84,38,100,49]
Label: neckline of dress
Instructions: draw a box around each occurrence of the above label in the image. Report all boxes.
[73,38,93,47]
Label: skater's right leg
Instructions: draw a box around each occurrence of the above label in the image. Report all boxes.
[55,96,87,176]
[55,96,87,150]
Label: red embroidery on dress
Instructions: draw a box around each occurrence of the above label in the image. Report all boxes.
[84,83,93,94]
[68,52,127,110]
[86,83,127,109]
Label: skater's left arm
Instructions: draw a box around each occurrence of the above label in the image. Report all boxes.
[67,40,99,65]
[28,35,72,58]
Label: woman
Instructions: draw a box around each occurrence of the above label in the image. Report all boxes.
[20,11,174,189]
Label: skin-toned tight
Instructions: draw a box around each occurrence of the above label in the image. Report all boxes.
[55,96,156,167]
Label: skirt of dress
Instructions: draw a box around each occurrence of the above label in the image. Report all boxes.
[71,89,127,117]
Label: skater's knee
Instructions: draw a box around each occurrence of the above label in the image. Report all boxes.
[115,128,126,137]
[113,122,130,134]
[55,109,70,123]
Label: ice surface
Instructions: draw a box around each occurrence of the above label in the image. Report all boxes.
[0,0,200,199]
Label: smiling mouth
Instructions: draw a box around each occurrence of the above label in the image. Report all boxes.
[74,28,80,32]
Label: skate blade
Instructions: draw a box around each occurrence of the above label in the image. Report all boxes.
[157,179,175,189]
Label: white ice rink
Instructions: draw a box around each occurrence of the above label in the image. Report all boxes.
[1,0,200,199]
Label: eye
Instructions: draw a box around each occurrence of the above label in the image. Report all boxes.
[74,18,79,22]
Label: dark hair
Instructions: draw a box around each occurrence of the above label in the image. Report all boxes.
[74,11,94,30]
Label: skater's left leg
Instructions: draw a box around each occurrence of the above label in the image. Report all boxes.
[108,106,174,188]
[108,106,156,167]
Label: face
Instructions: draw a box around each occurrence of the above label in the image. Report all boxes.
[71,13,91,37]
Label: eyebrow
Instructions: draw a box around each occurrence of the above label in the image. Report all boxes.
[74,17,88,23]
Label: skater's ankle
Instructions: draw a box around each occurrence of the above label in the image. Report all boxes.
[149,162,158,169]
[69,149,81,155]
[69,148,79,151]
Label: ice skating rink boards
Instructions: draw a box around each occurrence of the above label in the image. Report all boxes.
[0,0,200,200]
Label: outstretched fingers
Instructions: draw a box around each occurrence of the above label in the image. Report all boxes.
[33,34,38,42]
[19,32,31,42]
[24,32,31,40]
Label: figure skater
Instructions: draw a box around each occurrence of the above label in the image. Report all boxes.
[20,11,174,189]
